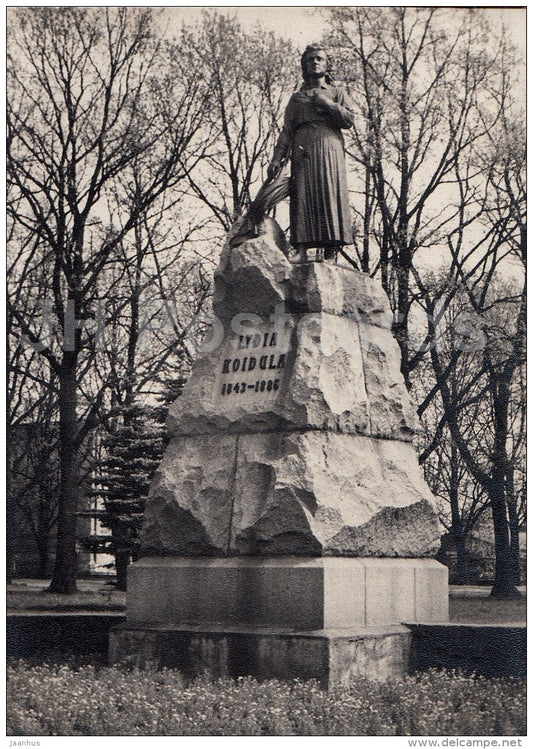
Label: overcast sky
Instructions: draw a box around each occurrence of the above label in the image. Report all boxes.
[5,4,525,59]
[162,5,326,47]
[160,5,526,58]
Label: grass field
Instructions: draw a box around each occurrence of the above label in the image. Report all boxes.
[448,597,526,623]
[6,662,526,736]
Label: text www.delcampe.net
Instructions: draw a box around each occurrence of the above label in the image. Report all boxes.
[407,740,523,748]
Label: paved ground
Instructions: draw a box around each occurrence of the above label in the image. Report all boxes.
[7,578,126,613]
[8,578,527,597]
[8,578,116,592]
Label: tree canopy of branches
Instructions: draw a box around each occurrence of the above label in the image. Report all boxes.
[413,278,525,586]
[7,7,213,592]
[180,12,299,233]
[414,136,526,597]
[327,8,519,382]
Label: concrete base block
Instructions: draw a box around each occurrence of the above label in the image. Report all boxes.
[117,556,447,685]
[109,622,412,687]
[127,556,448,630]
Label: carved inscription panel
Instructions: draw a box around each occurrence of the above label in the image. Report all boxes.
[214,325,291,406]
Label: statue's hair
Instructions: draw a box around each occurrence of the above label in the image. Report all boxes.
[300,44,335,85]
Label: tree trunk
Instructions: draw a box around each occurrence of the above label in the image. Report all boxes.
[449,438,468,584]
[112,517,131,591]
[488,469,520,599]
[506,475,521,585]
[48,354,79,594]
[454,528,468,585]
[489,381,521,598]
[395,38,412,390]
[362,164,371,273]
[114,550,130,592]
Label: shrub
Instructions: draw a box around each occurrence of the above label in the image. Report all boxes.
[6,661,526,736]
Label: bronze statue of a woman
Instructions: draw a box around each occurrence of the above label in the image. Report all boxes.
[268,44,355,263]
[230,45,354,263]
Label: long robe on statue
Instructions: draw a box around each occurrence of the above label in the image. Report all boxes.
[273,83,355,248]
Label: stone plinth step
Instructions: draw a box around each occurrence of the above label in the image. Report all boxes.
[126,557,448,630]
[109,622,412,687]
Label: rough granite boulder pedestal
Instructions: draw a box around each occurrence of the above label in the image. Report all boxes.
[112,230,449,686]
[140,234,440,557]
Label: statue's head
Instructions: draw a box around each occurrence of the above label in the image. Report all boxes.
[301,44,334,85]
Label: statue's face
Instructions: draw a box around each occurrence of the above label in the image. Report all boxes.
[305,50,327,78]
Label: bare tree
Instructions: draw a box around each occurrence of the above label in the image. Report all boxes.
[412,278,526,585]
[7,7,212,592]
[326,7,512,386]
[413,107,525,597]
[412,318,490,584]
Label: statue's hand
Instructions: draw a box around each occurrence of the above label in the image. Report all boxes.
[313,91,334,112]
[267,159,282,181]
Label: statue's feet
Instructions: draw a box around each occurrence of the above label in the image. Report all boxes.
[290,247,310,264]
[291,247,338,264]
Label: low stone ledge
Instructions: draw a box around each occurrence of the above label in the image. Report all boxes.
[407,623,526,679]
[7,613,125,657]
